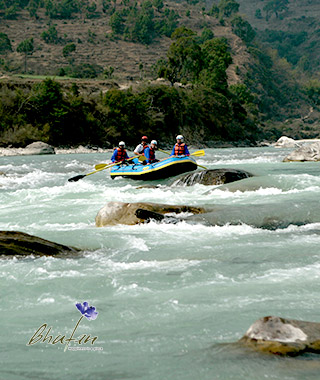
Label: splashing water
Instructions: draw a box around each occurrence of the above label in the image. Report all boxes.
[1,147,320,380]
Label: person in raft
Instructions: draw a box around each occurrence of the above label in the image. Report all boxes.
[170,135,190,157]
[144,140,159,164]
[134,135,149,157]
[111,141,129,163]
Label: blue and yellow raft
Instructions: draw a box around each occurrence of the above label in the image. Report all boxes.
[110,156,198,180]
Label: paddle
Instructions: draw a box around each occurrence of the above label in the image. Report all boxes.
[68,155,139,182]
[158,148,207,169]
[95,155,145,170]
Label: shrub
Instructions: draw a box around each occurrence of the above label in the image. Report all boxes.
[62,43,76,57]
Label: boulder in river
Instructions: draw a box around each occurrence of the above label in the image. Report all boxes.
[239,316,320,356]
[172,169,253,186]
[23,141,55,155]
[274,136,300,148]
[0,231,79,257]
[95,201,205,226]
[283,141,320,162]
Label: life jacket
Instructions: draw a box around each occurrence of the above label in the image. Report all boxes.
[114,147,127,162]
[148,147,156,162]
[174,143,186,156]
[141,143,148,153]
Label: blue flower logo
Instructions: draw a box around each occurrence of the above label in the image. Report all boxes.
[75,301,98,321]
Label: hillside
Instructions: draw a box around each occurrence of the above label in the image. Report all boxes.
[0,0,247,82]
[235,0,320,74]
[0,0,319,147]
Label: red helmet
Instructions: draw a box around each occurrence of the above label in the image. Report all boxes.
[141,136,148,141]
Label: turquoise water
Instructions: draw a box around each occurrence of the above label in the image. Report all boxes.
[1,147,320,380]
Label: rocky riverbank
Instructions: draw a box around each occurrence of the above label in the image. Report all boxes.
[0,142,111,156]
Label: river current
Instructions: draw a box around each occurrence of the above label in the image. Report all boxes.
[1,147,320,380]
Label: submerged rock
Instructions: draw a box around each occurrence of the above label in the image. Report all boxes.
[239,316,320,356]
[172,169,253,186]
[283,141,320,162]
[23,141,55,155]
[0,231,79,257]
[95,201,205,226]
[96,199,320,229]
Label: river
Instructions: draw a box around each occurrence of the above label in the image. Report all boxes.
[1,147,320,380]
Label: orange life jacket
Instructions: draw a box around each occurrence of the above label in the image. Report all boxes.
[114,147,127,162]
[174,143,186,156]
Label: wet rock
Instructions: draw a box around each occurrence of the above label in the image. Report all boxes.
[283,141,320,162]
[135,209,180,224]
[172,169,253,186]
[23,141,55,155]
[136,185,161,189]
[0,231,79,257]
[274,136,300,148]
[239,316,320,356]
[135,208,165,222]
[95,201,205,226]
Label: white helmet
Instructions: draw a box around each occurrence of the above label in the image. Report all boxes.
[151,140,157,145]
[119,141,125,147]
[176,135,184,141]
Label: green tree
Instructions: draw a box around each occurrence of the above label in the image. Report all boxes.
[104,66,114,79]
[41,25,59,44]
[304,80,320,106]
[263,0,289,20]
[86,2,97,17]
[102,0,111,13]
[109,11,124,35]
[17,38,34,72]
[198,38,232,92]
[131,2,155,44]
[28,0,40,18]
[209,4,219,17]
[160,9,179,38]
[102,88,151,146]
[218,0,239,18]
[0,33,12,53]
[255,9,262,19]
[229,83,254,105]
[230,16,255,44]
[45,0,80,19]
[3,4,18,19]
[68,63,100,78]
[200,27,214,43]
[153,0,163,12]
[159,27,203,84]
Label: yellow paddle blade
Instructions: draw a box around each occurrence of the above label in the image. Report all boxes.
[191,150,205,157]
[95,163,109,170]
[139,155,146,161]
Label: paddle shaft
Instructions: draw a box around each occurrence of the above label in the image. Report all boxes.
[95,155,145,170]
[158,148,207,170]
[158,148,205,157]
[68,155,139,182]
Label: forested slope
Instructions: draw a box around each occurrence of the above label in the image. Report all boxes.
[0,0,319,147]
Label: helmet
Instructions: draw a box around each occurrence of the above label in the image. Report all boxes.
[119,141,125,147]
[141,135,148,141]
[176,135,184,141]
[151,140,157,145]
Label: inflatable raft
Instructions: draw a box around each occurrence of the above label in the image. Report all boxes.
[110,156,198,180]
